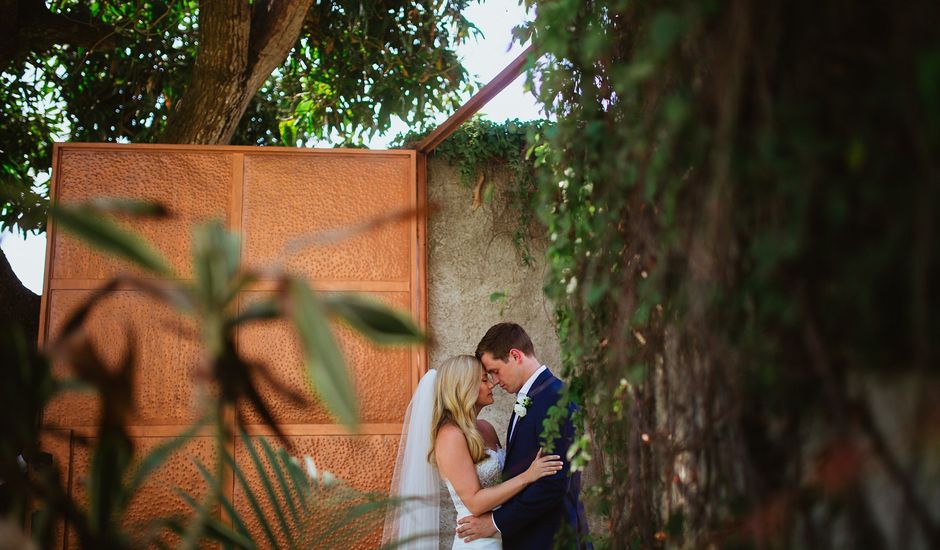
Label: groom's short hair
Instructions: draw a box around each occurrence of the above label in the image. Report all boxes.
[475,323,535,361]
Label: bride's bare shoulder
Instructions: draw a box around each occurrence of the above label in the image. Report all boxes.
[436,422,466,445]
[475,419,500,450]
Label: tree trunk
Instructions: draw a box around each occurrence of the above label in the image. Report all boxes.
[0,247,39,342]
[159,0,313,145]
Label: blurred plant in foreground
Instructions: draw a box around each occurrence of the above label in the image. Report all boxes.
[0,199,425,549]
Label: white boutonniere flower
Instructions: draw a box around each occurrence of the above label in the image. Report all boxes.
[514,396,533,417]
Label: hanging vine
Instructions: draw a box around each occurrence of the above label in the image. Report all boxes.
[397,117,548,266]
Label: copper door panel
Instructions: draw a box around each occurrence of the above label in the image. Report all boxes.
[233,435,399,549]
[51,149,232,280]
[241,153,413,282]
[41,144,421,549]
[43,289,203,428]
[236,291,412,425]
[67,436,217,548]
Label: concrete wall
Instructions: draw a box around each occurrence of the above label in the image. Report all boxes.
[425,157,561,545]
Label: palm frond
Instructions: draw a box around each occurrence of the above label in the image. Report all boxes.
[181,436,397,549]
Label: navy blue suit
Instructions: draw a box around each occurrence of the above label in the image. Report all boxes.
[493,369,590,549]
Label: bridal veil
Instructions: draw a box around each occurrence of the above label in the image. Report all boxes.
[381,369,441,549]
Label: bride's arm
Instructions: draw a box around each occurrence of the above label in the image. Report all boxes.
[436,426,561,517]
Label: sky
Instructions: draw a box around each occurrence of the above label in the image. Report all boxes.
[0,1,541,295]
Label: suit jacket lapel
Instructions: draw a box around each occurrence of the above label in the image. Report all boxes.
[506,369,556,454]
[507,408,524,454]
[507,415,521,455]
[506,409,516,448]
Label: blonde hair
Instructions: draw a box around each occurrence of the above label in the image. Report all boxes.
[428,355,488,465]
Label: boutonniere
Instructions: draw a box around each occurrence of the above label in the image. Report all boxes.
[514,396,533,417]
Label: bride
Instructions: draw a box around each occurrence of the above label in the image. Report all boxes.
[382,355,562,549]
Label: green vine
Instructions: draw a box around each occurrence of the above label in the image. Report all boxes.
[517,0,940,548]
[396,117,549,266]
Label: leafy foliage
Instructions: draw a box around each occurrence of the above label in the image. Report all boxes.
[56,1,200,146]
[0,64,65,234]
[519,0,940,547]
[272,1,479,146]
[1,0,480,235]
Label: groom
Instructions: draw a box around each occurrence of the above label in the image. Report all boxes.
[457,323,590,549]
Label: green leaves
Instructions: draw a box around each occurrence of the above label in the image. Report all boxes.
[87,430,133,535]
[323,293,424,346]
[191,220,242,309]
[82,197,171,218]
[0,184,49,235]
[256,0,479,146]
[648,11,685,55]
[489,290,509,316]
[287,277,359,428]
[229,298,282,327]
[50,202,174,277]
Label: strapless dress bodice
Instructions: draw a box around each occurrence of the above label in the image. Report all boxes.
[444,448,504,549]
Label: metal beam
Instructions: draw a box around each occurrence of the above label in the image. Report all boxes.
[415,43,536,154]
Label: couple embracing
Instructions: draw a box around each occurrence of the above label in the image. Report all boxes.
[382,323,591,549]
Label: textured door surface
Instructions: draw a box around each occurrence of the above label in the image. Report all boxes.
[39,143,425,548]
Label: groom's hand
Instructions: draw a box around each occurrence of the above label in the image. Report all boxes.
[456,512,497,542]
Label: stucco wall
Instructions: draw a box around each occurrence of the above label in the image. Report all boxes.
[425,157,561,545]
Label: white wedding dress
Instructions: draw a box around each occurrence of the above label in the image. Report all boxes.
[444,447,505,549]
[383,370,506,550]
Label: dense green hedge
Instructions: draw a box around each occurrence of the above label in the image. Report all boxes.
[520,0,940,547]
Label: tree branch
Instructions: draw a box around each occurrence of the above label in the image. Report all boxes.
[245,0,315,92]
[1,0,118,71]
